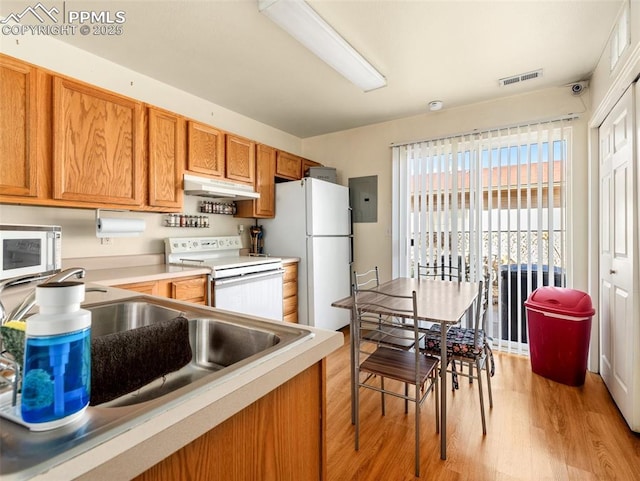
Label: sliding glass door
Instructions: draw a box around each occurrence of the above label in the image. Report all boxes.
[392,120,571,353]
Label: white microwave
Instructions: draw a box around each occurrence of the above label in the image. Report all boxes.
[0,224,62,281]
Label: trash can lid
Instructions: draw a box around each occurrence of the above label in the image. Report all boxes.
[524,286,595,317]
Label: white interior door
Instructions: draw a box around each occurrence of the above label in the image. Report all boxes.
[599,84,638,430]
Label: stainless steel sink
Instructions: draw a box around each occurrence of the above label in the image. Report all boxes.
[0,295,314,477]
[89,300,184,337]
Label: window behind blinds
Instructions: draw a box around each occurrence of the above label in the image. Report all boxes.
[392,120,571,353]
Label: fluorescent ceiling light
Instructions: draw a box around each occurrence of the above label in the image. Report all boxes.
[258,0,386,92]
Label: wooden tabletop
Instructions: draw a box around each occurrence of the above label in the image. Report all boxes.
[332,277,479,324]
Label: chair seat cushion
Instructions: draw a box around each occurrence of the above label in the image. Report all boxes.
[423,326,486,359]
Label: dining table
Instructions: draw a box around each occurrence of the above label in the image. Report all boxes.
[331,276,479,460]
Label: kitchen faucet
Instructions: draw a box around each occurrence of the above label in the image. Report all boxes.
[0,268,86,325]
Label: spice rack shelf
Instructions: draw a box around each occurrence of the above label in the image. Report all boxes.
[198,201,237,215]
[164,214,210,228]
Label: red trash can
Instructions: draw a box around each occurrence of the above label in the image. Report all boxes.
[524,287,595,386]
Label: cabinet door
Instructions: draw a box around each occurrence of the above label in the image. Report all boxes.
[275,150,302,180]
[135,362,324,481]
[52,77,144,206]
[301,158,321,177]
[148,107,185,209]
[254,144,276,217]
[0,56,40,198]
[226,134,255,185]
[187,121,225,178]
[235,143,276,218]
[170,276,207,305]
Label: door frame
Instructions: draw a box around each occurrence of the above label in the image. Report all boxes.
[587,43,640,372]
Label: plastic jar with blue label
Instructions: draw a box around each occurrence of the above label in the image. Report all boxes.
[21,281,91,430]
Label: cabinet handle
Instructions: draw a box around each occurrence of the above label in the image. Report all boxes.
[609,269,617,274]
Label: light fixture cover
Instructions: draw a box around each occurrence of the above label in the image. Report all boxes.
[258,0,386,92]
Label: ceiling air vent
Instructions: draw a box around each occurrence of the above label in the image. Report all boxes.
[499,69,543,87]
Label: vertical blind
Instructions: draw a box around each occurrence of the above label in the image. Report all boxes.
[392,120,572,354]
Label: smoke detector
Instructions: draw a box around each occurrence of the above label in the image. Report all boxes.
[428,100,443,111]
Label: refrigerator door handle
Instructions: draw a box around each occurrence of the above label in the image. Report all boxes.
[348,206,354,264]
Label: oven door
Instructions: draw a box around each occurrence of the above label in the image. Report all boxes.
[213,269,284,321]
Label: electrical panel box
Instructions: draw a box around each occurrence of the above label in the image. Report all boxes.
[349,176,377,223]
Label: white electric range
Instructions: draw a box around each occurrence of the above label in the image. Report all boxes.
[165,235,284,321]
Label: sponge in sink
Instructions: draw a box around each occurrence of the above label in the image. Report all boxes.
[0,320,26,365]
[90,316,192,406]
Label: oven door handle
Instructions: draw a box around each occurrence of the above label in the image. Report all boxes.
[213,269,285,286]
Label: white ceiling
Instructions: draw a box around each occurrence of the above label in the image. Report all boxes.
[3,0,623,138]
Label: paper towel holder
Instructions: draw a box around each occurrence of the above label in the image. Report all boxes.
[95,209,146,238]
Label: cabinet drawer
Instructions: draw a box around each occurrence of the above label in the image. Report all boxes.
[115,280,158,296]
[283,294,298,316]
[283,263,298,282]
[283,280,297,299]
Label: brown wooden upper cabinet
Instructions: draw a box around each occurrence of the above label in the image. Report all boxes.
[52,76,144,206]
[301,158,321,177]
[0,55,46,199]
[236,143,276,218]
[275,150,302,180]
[147,107,185,210]
[225,134,255,185]
[187,121,225,178]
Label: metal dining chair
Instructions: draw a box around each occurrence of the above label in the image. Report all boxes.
[353,267,420,351]
[416,259,465,282]
[353,287,439,477]
[353,267,425,415]
[421,274,494,435]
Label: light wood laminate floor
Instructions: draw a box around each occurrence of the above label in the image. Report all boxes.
[325,327,640,481]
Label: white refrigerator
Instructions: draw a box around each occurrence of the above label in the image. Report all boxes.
[262,178,352,330]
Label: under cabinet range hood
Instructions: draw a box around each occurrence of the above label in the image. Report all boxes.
[183,174,260,200]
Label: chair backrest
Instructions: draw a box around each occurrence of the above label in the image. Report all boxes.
[417,261,464,282]
[353,286,421,353]
[470,270,491,346]
[353,267,380,290]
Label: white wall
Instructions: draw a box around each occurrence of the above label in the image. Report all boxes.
[0,31,304,258]
[302,88,591,291]
[0,197,256,259]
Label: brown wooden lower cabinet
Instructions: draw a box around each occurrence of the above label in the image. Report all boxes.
[282,261,298,323]
[134,361,326,481]
[114,274,207,305]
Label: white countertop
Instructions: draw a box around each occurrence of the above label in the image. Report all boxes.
[82,264,211,286]
[1,279,343,480]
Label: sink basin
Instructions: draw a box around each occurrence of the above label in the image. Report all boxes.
[85,298,295,407]
[89,300,184,337]
[0,295,314,476]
